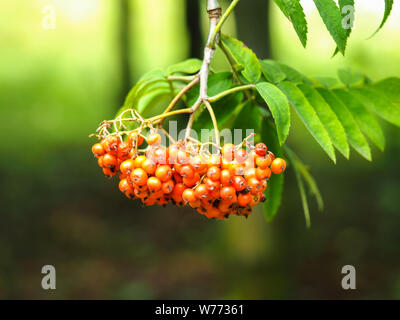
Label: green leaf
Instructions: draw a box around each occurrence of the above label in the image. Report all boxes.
[186,72,233,106]
[333,89,385,151]
[333,0,355,56]
[373,77,400,105]
[317,88,372,161]
[276,62,313,85]
[313,0,349,54]
[256,82,291,145]
[192,92,243,132]
[370,0,394,38]
[310,76,340,88]
[262,120,284,221]
[278,81,336,163]
[350,87,400,127]
[260,60,286,84]
[285,146,311,228]
[233,101,262,133]
[166,58,203,75]
[298,84,349,159]
[220,34,261,83]
[338,67,364,87]
[273,0,308,47]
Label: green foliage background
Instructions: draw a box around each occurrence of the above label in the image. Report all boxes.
[0,0,400,299]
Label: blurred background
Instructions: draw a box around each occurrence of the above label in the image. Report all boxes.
[1,0,400,299]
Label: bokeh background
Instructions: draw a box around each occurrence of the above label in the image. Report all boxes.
[1,0,400,299]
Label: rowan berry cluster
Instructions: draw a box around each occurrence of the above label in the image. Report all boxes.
[91,131,286,220]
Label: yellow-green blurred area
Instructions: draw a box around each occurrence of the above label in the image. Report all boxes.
[1,0,400,299]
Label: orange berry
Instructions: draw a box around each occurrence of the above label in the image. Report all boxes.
[103,167,116,178]
[142,159,157,175]
[205,177,220,191]
[182,189,196,203]
[120,159,135,175]
[152,146,167,164]
[102,153,118,169]
[271,158,286,174]
[155,165,173,182]
[254,143,267,156]
[129,132,144,146]
[238,193,252,207]
[220,186,236,201]
[103,136,120,155]
[244,168,257,180]
[207,166,221,181]
[222,143,235,161]
[147,133,161,146]
[256,167,271,180]
[117,141,131,160]
[235,148,248,163]
[256,155,272,169]
[183,172,200,187]
[268,151,275,161]
[194,184,209,200]
[177,150,189,164]
[247,177,262,194]
[188,199,201,209]
[92,143,105,158]
[131,168,148,186]
[119,179,131,193]
[172,183,186,197]
[208,155,221,168]
[259,179,267,193]
[97,156,104,168]
[134,155,146,168]
[220,169,232,186]
[147,177,162,192]
[161,180,174,194]
[180,165,195,179]
[232,176,247,191]
[190,155,207,172]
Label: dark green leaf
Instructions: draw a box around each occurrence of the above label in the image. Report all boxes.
[233,100,262,133]
[273,0,308,47]
[370,0,394,38]
[166,58,203,75]
[260,60,286,84]
[262,120,284,221]
[333,0,355,56]
[192,92,243,132]
[278,81,336,163]
[350,87,400,127]
[313,0,349,54]
[256,82,291,145]
[298,84,349,159]
[220,34,261,83]
[333,89,385,151]
[317,88,372,161]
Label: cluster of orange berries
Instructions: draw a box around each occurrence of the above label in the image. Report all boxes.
[91,132,286,220]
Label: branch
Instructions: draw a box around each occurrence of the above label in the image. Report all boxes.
[207,84,255,103]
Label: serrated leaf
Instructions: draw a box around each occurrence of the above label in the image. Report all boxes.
[220,34,261,83]
[166,58,203,75]
[333,89,385,151]
[262,120,284,221]
[338,67,363,87]
[273,0,308,47]
[186,72,233,106]
[278,81,336,163]
[260,60,286,84]
[233,101,261,133]
[256,82,291,145]
[317,88,372,161]
[333,0,355,56]
[313,0,349,54]
[350,87,400,127]
[298,84,349,159]
[370,0,394,38]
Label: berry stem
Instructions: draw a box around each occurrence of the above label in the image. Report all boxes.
[203,100,220,148]
[207,84,255,103]
[149,108,193,123]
